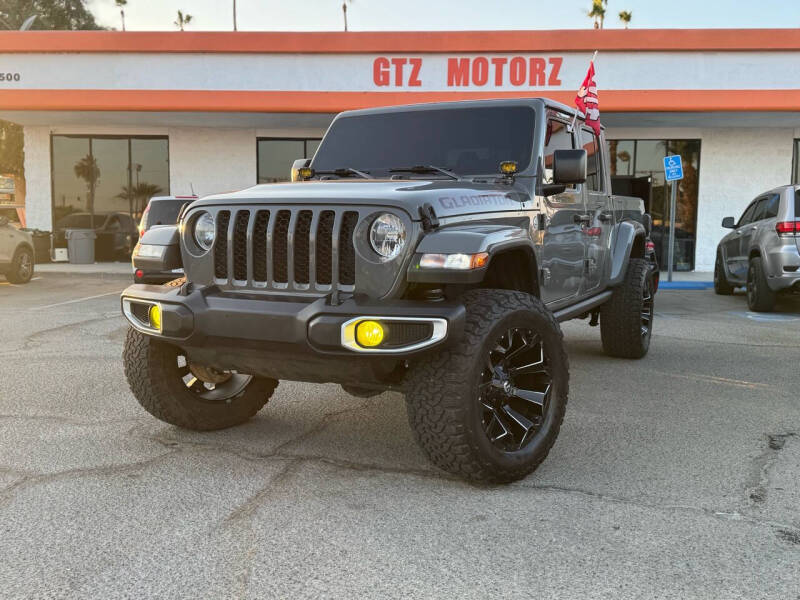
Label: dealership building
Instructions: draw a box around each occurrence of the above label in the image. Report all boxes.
[2,28,800,271]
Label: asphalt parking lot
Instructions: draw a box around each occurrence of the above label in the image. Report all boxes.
[0,273,798,599]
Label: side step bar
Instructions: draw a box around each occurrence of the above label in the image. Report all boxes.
[553,290,613,323]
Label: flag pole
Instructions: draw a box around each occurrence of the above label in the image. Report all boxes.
[569,50,598,132]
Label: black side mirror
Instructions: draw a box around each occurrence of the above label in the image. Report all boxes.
[0,216,8,227]
[721,216,736,229]
[553,149,587,185]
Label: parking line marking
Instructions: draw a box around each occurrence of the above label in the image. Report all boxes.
[32,290,121,310]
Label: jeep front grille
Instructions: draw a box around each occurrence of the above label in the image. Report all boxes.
[211,207,359,293]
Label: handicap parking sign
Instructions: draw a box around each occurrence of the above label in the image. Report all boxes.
[663,155,683,181]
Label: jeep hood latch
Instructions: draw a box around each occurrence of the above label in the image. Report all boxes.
[419,203,440,232]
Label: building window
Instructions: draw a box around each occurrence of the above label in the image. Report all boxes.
[608,139,701,272]
[51,135,169,242]
[257,138,322,184]
[792,139,800,184]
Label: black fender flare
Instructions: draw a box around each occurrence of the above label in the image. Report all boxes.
[134,225,182,272]
[607,220,646,287]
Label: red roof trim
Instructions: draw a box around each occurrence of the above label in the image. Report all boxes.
[3,89,800,113]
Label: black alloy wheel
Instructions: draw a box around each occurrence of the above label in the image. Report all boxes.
[641,280,654,340]
[479,328,552,452]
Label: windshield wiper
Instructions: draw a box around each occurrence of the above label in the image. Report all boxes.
[388,165,460,180]
[314,167,372,179]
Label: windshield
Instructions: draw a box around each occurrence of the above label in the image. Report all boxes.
[57,214,100,229]
[312,106,535,177]
[147,200,185,227]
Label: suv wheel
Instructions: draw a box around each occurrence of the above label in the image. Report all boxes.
[405,289,568,483]
[713,252,734,295]
[6,246,34,284]
[600,258,653,359]
[123,328,278,430]
[746,256,776,312]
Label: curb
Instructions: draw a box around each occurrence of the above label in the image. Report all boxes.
[34,269,132,282]
[658,281,714,290]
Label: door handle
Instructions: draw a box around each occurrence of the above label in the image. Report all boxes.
[573,214,591,225]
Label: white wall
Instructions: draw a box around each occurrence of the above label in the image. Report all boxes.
[167,127,257,197]
[694,128,793,271]
[607,126,795,272]
[22,126,52,231]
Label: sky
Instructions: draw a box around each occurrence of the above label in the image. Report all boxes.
[86,0,800,32]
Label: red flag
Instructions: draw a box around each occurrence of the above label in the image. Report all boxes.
[575,59,601,136]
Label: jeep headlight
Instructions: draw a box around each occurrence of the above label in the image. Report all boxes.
[193,211,216,251]
[369,213,406,260]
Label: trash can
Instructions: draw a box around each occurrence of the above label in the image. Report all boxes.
[65,228,96,264]
[21,229,52,264]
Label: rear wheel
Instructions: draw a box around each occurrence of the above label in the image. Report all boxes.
[714,252,734,295]
[746,256,776,312]
[600,258,653,359]
[5,246,33,284]
[123,328,277,430]
[405,289,568,484]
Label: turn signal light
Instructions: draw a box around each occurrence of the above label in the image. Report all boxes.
[297,167,315,181]
[499,161,519,175]
[355,320,384,347]
[419,252,489,270]
[776,221,800,235]
[148,304,162,332]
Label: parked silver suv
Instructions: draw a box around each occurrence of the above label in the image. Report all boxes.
[715,185,800,311]
[0,215,34,284]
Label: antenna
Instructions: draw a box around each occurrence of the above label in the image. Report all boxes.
[189,182,195,196]
[20,15,37,30]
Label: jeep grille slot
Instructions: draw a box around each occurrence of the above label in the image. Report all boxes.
[272,210,291,283]
[294,210,313,284]
[233,210,250,281]
[251,211,270,282]
[339,211,359,286]
[213,210,231,279]
[208,206,359,295]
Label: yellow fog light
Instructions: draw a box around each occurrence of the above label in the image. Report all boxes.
[148,304,162,332]
[355,320,384,347]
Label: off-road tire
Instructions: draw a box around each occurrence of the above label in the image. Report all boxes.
[5,246,34,284]
[405,289,569,484]
[746,256,776,312]
[600,258,653,359]
[123,328,278,430]
[714,252,734,295]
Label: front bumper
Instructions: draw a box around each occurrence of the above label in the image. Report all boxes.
[120,283,465,358]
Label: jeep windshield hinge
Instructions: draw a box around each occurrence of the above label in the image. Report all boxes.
[419,203,440,232]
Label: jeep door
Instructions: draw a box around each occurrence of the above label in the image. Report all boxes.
[540,113,587,304]
[578,125,613,293]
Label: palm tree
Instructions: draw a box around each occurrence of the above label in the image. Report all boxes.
[115,0,127,31]
[174,10,193,31]
[73,154,100,216]
[587,0,606,29]
[342,0,353,31]
[115,182,164,215]
[619,10,632,28]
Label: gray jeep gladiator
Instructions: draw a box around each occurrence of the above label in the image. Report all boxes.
[122,99,654,483]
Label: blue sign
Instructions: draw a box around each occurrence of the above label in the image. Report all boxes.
[663,155,683,181]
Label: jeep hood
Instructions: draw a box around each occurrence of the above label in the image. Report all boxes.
[192,180,532,220]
